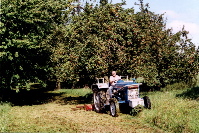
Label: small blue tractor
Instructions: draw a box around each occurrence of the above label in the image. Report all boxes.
[91,77,151,117]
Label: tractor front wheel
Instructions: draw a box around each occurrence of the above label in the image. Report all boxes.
[109,98,120,117]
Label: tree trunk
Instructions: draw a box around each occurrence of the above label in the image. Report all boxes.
[55,80,61,90]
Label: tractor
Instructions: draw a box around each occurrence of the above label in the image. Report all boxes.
[91,76,151,117]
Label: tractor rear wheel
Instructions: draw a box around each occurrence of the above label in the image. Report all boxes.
[109,98,120,117]
[93,92,101,113]
[93,90,106,113]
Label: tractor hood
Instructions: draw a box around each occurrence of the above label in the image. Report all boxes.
[114,81,141,89]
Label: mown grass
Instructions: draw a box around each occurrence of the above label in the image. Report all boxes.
[0,102,12,132]
[0,84,198,132]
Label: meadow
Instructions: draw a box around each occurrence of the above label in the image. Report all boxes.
[0,82,199,133]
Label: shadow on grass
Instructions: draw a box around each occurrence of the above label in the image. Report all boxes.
[176,86,199,101]
[0,88,62,106]
[0,88,93,106]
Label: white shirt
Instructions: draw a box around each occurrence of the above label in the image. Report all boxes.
[110,75,121,86]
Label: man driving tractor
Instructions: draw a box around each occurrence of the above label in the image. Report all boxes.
[92,71,151,117]
[109,71,121,86]
[107,71,121,101]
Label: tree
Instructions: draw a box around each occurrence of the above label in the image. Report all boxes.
[67,2,137,86]
[0,0,72,90]
[67,0,198,88]
[132,2,198,87]
[44,24,79,89]
[1,0,197,90]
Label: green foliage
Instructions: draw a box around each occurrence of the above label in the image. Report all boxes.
[0,0,72,89]
[1,0,198,90]
[67,0,198,88]
[44,24,78,89]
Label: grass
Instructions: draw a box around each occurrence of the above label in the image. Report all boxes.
[53,88,93,97]
[139,90,199,133]
[51,88,93,105]
[5,103,163,133]
[0,84,199,132]
[0,102,12,132]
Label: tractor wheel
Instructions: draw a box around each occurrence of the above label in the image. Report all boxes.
[109,98,120,117]
[93,90,106,113]
[143,96,151,109]
[93,92,102,113]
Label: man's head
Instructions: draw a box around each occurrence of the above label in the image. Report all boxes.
[112,71,116,77]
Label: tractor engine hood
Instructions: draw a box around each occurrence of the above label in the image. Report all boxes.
[114,81,141,89]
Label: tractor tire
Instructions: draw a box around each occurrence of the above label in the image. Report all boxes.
[109,98,120,117]
[93,92,102,113]
[93,90,106,113]
[143,96,151,109]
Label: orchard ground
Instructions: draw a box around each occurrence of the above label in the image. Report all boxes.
[1,80,199,132]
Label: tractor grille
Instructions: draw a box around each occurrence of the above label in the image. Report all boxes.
[128,88,138,100]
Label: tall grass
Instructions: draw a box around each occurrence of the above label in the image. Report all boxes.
[139,90,199,133]
[0,102,11,132]
[53,88,92,97]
